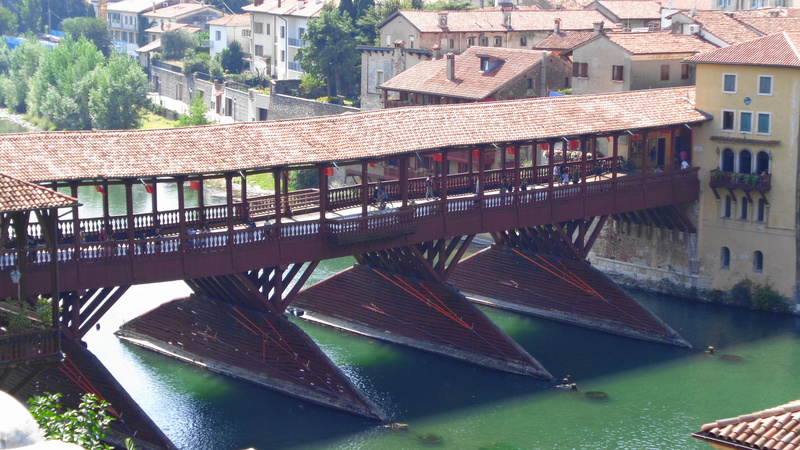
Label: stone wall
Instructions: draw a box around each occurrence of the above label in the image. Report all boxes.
[152,66,193,103]
[267,94,359,121]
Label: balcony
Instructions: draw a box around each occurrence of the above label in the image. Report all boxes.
[709,170,771,192]
[288,37,308,48]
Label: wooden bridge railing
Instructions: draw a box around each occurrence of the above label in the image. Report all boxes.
[0,167,697,270]
[0,328,61,365]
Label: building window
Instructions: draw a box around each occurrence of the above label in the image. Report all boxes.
[758,75,772,95]
[757,113,770,134]
[266,24,271,35]
[254,45,263,56]
[493,36,502,47]
[281,50,285,62]
[449,38,454,48]
[467,37,475,47]
[527,78,533,89]
[721,148,735,172]
[739,149,752,173]
[215,30,221,41]
[723,73,737,93]
[722,110,735,131]
[719,0,730,7]
[721,247,730,270]
[740,199,748,220]
[242,29,251,37]
[573,62,588,78]
[254,22,264,34]
[681,64,690,80]
[756,150,770,174]
[612,65,623,81]
[281,26,285,39]
[480,37,488,46]
[753,251,763,273]
[723,195,732,218]
[376,70,384,87]
[660,65,670,81]
[520,37,527,46]
[298,27,305,38]
[756,198,766,222]
[739,111,752,133]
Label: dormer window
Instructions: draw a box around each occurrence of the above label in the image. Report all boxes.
[478,55,503,72]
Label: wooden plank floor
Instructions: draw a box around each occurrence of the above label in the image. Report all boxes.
[116,296,386,420]
[292,265,552,379]
[449,246,690,347]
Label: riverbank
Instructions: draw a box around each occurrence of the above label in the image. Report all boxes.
[0,109,38,131]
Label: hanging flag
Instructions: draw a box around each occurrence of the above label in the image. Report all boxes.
[631,135,639,141]
[369,162,375,168]
[189,180,201,190]
[145,185,155,194]
[323,167,334,176]
[433,154,442,162]
[569,140,580,149]
[472,150,480,158]
[539,143,549,150]
[507,147,515,155]
[95,185,106,196]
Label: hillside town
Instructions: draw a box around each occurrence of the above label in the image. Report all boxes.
[1,0,800,448]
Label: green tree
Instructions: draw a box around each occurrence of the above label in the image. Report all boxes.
[219,40,246,74]
[18,0,42,33]
[0,5,17,35]
[89,52,149,130]
[177,93,212,127]
[181,49,211,76]
[28,37,104,129]
[61,17,112,57]
[424,0,473,9]
[1,38,46,112]
[44,0,91,31]
[355,0,408,45]
[339,0,357,20]
[28,393,115,450]
[160,29,197,60]
[297,5,359,97]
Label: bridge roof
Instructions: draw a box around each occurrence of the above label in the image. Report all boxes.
[0,173,78,212]
[0,86,707,183]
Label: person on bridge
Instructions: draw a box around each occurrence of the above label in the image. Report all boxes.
[374,182,389,209]
[425,177,435,200]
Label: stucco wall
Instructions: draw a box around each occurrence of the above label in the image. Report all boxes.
[359,47,430,111]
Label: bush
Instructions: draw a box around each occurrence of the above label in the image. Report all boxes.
[28,393,115,450]
[728,280,753,308]
[750,282,790,313]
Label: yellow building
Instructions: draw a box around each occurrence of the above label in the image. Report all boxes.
[687,31,800,305]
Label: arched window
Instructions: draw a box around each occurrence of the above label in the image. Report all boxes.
[724,195,732,218]
[753,251,763,273]
[740,199,748,220]
[721,247,731,270]
[756,151,770,174]
[721,148,735,172]
[757,199,766,222]
[739,149,752,174]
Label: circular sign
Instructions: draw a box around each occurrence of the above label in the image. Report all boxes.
[744,97,752,105]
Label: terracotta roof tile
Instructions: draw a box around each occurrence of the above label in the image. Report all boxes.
[243,0,327,19]
[734,7,800,18]
[381,47,566,100]
[737,17,800,35]
[686,31,800,67]
[142,3,213,19]
[107,0,163,14]
[207,13,251,27]
[595,0,662,20]
[386,9,613,33]
[0,87,707,183]
[673,10,762,45]
[604,31,717,54]
[695,400,800,450]
[144,23,202,34]
[0,173,78,212]
[533,30,596,50]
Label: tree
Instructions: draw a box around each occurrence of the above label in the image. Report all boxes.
[160,29,197,60]
[44,0,91,32]
[18,0,42,33]
[339,0,357,21]
[0,6,17,35]
[296,5,359,97]
[208,0,252,14]
[89,52,149,130]
[1,39,46,112]
[61,17,112,57]
[356,0,408,45]
[177,93,212,127]
[28,37,104,130]
[28,393,115,450]
[424,0,473,9]
[219,40,246,74]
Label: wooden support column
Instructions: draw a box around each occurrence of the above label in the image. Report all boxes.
[177,177,187,249]
[70,182,80,261]
[225,172,234,247]
[318,165,329,220]
[361,161,369,217]
[547,141,555,190]
[399,157,408,207]
[241,172,249,224]
[612,134,619,180]
[125,180,135,258]
[12,212,29,304]
[150,178,159,227]
[669,127,677,171]
[477,147,485,198]
[197,175,205,228]
[580,137,588,184]
[101,179,110,234]
[273,167,282,226]
[282,171,292,218]
[441,149,449,203]
[512,144,520,202]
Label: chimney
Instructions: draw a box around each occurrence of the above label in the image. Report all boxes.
[438,12,448,27]
[432,44,442,59]
[593,21,604,35]
[297,0,305,9]
[554,18,561,34]
[254,0,264,5]
[446,52,455,81]
[153,2,156,12]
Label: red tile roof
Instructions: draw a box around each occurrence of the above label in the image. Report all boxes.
[0,173,78,212]
[243,0,327,19]
[380,47,564,100]
[0,87,708,183]
[207,13,251,27]
[142,3,214,19]
[603,31,717,54]
[734,7,800,18]
[686,31,800,67]
[694,399,800,450]
[671,10,762,45]
[385,9,613,33]
[737,16,800,35]
[594,0,662,20]
[145,23,202,34]
[533,30,596,50]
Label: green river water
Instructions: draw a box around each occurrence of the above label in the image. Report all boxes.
[3,119,799,449]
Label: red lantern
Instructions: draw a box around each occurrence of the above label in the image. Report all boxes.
[323,167,334,176]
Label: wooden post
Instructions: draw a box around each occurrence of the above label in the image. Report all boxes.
[273,167,282,226]
[477,148,485,198]
[547,142,555,190]
[441,149,449,203]
[101,180,110,236]
[150,178,159,228]
[612,134,619,180]
[399,157,409,207]
[512,144,520,202]
[225,172,234,248]
[125,180,135,258]
[361,161,368,217]
[177,177,186,250]
[70,183,80,261]
[318,165,329,220]
[197,175,205,228]
[241,172,249,223]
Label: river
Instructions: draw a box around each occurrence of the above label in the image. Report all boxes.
[4,119,800,449]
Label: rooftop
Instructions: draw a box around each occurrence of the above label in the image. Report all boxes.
[670,10,761,45]
[142,3,216,19]
[107,0,173,14]
[602,31,717,55]
[532,30,596,51]
[144,23,202,34]
[686,31,800,67]
[243,0,329,19]
[737,16,800,35]
[0,87,708,183]
[380,9,613,33]
[591,0,662,20]
[693,399,800,450]
[0,173,78,213]
[207,13,251,27]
